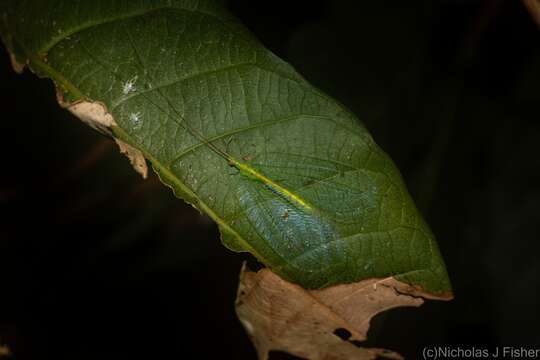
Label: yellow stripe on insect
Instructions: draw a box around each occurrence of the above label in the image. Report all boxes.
[230,158,313,212]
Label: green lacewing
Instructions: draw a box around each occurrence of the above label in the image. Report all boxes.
[112,65,347,278]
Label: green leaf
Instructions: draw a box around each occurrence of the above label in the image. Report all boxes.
[0,0,451,295]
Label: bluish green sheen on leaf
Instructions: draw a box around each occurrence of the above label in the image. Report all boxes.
[1,0,451,295]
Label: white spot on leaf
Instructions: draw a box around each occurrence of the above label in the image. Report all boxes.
[122,76,138,95]
[129,111,142,130]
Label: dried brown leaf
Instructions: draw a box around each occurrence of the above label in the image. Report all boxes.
[236,264,451,360]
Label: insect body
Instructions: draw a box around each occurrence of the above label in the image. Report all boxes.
[230,157,313,213]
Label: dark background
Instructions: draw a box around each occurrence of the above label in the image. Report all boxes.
[1,1,539,359]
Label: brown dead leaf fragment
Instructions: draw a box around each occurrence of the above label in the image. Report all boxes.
[114,139,148,179]
[8,51,25,73]
[55,95,148,179]
[0,20,25,74]
[63,100,116,136]
[236,264,448,360]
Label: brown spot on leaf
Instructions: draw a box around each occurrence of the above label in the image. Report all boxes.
[236,263,450,360]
